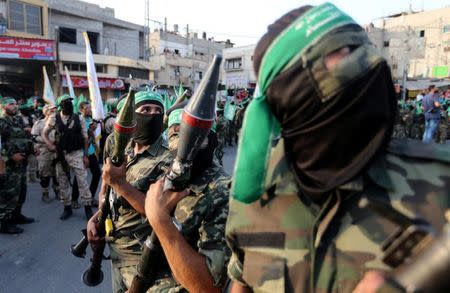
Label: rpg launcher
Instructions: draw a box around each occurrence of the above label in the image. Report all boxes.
[72,88,136,287]
[128,54,222,293]
[359,197,450,293]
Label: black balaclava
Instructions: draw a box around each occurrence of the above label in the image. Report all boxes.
[60,99,74,116]
[133,112,164,146]
[253,6,397,202]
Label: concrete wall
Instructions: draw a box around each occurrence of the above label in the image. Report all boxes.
[149,30,231,89]
[368,7,450,79]
[222,45,256,88]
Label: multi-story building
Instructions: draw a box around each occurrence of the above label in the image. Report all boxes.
[366,6,450,79]
[149,26,233,91]
[47,0,155,99]
[222,44,256,89]
[0,0,55,98]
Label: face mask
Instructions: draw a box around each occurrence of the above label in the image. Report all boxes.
[133,112,164,145]
[60,100,74,115]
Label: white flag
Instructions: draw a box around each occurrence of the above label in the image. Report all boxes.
[83,32,104,148]
[42,66,56,105]
[64,66,76,99]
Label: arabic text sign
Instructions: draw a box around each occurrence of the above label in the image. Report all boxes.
[0,37,55,60]
[62,76,125,90]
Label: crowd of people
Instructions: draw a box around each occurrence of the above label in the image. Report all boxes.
[1,3,450,293]
[393,85,450,143]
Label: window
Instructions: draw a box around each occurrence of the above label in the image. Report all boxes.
[64,62,106,73]
[195,71,203,80]
[87,31,99,54]
[225,58,243,70]
[119,67,149,79]
[8,0,42,35]
[383,41,390,47]
[59,27,76,44]
[419,30,425,38]
[444,25,450,33]
[392,64,398,70]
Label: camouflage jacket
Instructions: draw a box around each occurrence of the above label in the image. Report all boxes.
[107,135,173,268]
[226,138,450,293]
[150,164,231,292]
[0,115,33,166]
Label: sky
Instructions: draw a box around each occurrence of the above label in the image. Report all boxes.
[84,0,450,45]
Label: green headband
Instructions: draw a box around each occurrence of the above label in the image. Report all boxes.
[1,98,16,106]
[118,90,165,112]
[232,3,357,203]
[168,108,183,127]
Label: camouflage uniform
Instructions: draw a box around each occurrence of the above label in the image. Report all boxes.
[105,135,173,293]
[215,115,228,165]
[44,112,92,206]
[31,118,59,196]
[391,107,407,139]
[436,109,448,144]
[226,138,450,292]
[114,164,231,293]
[20,112,38,182]
[0,115,33,221]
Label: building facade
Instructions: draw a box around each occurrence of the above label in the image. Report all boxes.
[149,27,233,91]
[367,6,450,79]
[0,0,55,98]
[47,0,155,99]
[222,44,256,89]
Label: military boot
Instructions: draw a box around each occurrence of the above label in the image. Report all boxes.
[42,191,51,203]
[60,206,73,220]
[0,221,24,234]
[10,207,35,224]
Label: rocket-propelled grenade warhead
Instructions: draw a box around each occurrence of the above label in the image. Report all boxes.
[165,54,222,190]
[111,88,136,166]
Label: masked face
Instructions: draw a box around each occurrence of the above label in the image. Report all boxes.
[133,112,164,146]
[60,100,74,115]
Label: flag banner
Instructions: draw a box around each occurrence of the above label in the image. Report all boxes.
[83,32,105,149]
[64,66,76,99]
[42,66,56,105]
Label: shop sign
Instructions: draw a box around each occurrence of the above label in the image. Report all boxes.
[0,37,55,60]
[62,75,125,90]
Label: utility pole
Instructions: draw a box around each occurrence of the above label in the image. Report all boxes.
[144,0,150,61]
[54,26,61,97]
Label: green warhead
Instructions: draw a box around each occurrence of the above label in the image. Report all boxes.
[111,88,136,166]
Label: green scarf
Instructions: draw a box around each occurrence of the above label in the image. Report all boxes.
[232,3,356,203]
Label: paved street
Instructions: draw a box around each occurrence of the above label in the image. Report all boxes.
[0,146,237,293]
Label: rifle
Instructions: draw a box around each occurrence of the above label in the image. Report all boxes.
[128,54,222,293]
[359,197,450,292]
[71,88,136,287]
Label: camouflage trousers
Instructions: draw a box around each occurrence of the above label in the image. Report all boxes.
[27,154,38,181]
[37,150,57,177]
[56,150,92,206]
[0,165,26,221]
[111,263,136,293]
[392,124,407,138]
[215,139,225,165]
